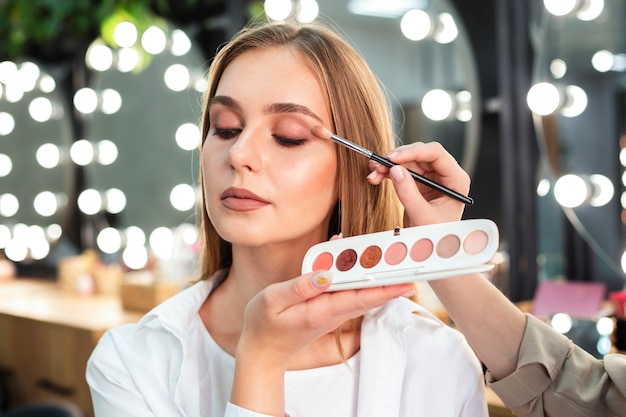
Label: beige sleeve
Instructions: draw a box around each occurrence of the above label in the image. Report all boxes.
[486,314,626,417]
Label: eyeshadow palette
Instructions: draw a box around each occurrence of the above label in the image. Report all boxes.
[302,219,499,291]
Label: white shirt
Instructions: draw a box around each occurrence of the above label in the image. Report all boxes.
[86,275,488,417]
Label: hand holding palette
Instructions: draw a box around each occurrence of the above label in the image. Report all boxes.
[302,219,499,291]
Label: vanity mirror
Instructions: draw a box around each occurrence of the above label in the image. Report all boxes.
[0,61,71,265]
[315,0,481,175]
[530,0,626,289]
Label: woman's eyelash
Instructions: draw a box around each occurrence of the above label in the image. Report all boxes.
[212,127,240,139]
[274,135,306,147]
[211,128,306,147]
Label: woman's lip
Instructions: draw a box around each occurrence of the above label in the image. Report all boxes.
[221,187,269,211]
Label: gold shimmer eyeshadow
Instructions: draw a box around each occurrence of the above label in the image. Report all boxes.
[436,234,461,258]
[410,238,433,262]
[463,230,489,254]
[336,248,357,271]
[360,245,382,268]
[384,242,407,265]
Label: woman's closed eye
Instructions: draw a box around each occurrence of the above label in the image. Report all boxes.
[212,127,241,139]
[211,126,307,148]
[273,134,306,147]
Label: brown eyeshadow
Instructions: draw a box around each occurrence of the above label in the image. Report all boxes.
[360,245,382,268]
[336,248,358,271]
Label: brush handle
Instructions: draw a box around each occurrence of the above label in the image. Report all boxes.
[369,153,474,205]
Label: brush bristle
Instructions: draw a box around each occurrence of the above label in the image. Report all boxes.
[311,125,332,140]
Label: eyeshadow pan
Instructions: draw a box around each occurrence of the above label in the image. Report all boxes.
[312,252,333,271]
[410,238,433,262]
[360,245,382,268]
[463,230,489,254]
[384,242,407,265]
[336,249,358,271]
[436,234,461,258]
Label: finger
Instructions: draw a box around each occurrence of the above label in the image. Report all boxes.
[388,142,470,194]
[389,165,445,225]
[366,161,388,185]
[315,283,416,325]
[264,271,333,313]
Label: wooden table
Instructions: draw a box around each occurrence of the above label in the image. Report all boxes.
[0,278,142,417]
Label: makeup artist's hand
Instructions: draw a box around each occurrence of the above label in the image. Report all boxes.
[367,141,469,226]
[231,271,414,415]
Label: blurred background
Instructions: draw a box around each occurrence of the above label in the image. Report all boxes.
[2,1,626,416]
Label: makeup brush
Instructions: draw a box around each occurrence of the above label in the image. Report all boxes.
[311,125,474,205]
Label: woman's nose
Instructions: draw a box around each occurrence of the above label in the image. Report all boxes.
[228,128,263,172]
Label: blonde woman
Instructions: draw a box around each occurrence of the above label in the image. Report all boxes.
[87,21,487,417]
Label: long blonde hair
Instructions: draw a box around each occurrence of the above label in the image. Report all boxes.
[198,21,403,280]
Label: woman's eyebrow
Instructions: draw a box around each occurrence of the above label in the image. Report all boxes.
[209,95,241,111]
[209,96,323,124]
[266,102,323,123]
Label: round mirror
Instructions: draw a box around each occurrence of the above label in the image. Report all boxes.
[531,0,626,287]
[316,0,481,175]
[0,60,71,268]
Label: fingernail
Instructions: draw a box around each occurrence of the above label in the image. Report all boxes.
[387,150,400,159]
[389,165,404,182]
[312,271,333,288]
[367,170,378,180]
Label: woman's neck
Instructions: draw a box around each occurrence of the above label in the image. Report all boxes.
[199,243,363,369]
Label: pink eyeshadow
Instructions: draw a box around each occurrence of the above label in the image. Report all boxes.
[463,230,489,255]
[384,242,407,265]
[336,249,358,271]
[436,234,461,258]
[410,238,433,262]
[312,252,333,271]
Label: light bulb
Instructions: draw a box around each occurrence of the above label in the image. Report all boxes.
[164,64,190,92]
[73,88,98,114]
[0,154,12,177]
[150,227,174,259]
[175,123,201,151]
[401,9,432,41]
[86,43,114,71]
[141,26,167,54]
[527,82,561,116]
[422,89,454,121]
[170,183,196,211]
[265,0,292,21]
[97,227,122,254]
[560,85,587,118]
[77,189,102,215]
[70,139,95,166]
[114,22,138,48]
[554,174,587,208]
